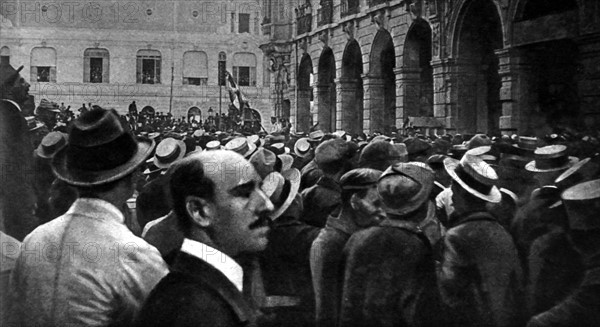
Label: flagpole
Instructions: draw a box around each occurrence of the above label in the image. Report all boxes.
[219,84,222,130]
[169,65,174,114]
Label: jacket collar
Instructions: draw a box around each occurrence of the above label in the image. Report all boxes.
[66,198,125,224]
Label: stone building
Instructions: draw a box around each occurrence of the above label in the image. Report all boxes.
[0,0,274,126]
[260,0,600,136]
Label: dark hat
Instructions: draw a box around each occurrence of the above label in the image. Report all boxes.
[52,108,155,186]
[315,139,352,166]
[371,135,392,143]
[513,136,539,155]
[432,138,451,155]
[340,168,382,191]
[294,137,311,158]
[405,137,431,156]
[267,143,286,156]
[467,134,492,149]
[249,147,277,179]
[0,62,23,86]
[554,157,600,191]
[444,154,502,203]
[378,162,434,216]
[35,131,68,159]
[35,99,61,114]
[225,137,257,158]
[525,145,579,173]
[358,141,404,171]
[562,179,600,230]
[154,137,186,169]
[262,168,301,220]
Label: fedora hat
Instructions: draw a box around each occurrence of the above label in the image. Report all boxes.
[153,137,186,169]
[444,154,502,203]
[0,62,23,86]
[554,157,600,191]
[262,168,301,220]
[52,108,155,186]
[205,140,222,151]
[35,99,61,115]
[294,137,311,158]
[561,179,600,230]
[36,131,68,159]
[249,148,277,179]
[315,139,352,166]
[467,134,492,149]
[525,145,579,173]
[378,162,434,216]
[225,137,257,158]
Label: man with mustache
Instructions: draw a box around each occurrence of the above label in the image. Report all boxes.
[137,150,274,327]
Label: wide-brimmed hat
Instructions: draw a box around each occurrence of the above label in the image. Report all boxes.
[279,154,294,172]
[249,147,277,179]
[525,145,579,173]
[205,140,222,151]
[444,154,502,203]
[247,134,264,148]
[308,130,325,143]
[35,131,68,159]
[267,143,287,156]
[35,99,61,115]
[294,137,311,157]
[341,168,382,191]
[225,137,257,158]
[0,62,23,86]
[562,179,600,230]
[554,157,600,191]
[378,162,434,216]
[52,108,155,186]
[513,136,539,155]
[465,145,498,163]
[153,137,186,169]
[467,134,491,149]
[262,168,301,220]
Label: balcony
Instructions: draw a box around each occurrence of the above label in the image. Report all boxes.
[296,3,312,35]
[341,0,360,17]
[367,0,388,7]
[317,2,333,26]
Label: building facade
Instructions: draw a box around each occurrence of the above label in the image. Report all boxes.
[260,0,600,136]
[0,0,275,127]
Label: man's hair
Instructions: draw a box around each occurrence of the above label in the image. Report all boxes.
[169,157,216,233]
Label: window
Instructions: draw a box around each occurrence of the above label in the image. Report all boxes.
[0,46,9,65]
[30,47,57,83]
[84,48,109,83]
[239,13,250,33]
[136,50,161,84]
[233,53,257,86]
[183,51,208,85]
[218,52,227,86]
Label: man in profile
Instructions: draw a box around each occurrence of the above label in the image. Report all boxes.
[137,150,274,326]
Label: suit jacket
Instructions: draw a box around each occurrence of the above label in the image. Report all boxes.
[339,220,442,327]
[440,211,525,327]
[137,251,257,327]
[136,175,171,229]
[301,176,341,228]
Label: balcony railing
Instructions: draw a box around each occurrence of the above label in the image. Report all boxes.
[341,0,360,17]
[317,2,333,26]
[367,0,387,7]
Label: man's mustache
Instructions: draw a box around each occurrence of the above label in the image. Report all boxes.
[249,213,271,230]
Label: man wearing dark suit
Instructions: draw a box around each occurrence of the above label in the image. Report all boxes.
[137,150,275,327]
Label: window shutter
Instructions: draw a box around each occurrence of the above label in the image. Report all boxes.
[30,66,37,83]
[50,66,57,83]
[136,57,142,83]
[251,67,256,86]
[155,59,161,84]
[83,56,90,83]
[102,57,109,83]
[233,66,239,83]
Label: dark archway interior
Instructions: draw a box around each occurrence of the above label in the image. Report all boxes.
[318,48,337,132]
[371,30,396,133]
[297,55,313,132]
[342,40,364,134]
[520,0,578,21]
[404,19,433,117]
[457,0,503,135]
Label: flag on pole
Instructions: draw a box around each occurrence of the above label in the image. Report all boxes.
[225,71,247,111]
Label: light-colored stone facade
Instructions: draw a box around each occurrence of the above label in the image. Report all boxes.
[1,0,276,127]
[260,0,600,137]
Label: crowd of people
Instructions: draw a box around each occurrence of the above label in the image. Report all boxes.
[2,60,600,327]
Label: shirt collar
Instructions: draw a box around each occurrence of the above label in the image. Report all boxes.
[180,238,244,292]
[66,198,125,224]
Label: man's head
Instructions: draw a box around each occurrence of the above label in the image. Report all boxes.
[0,63,29,104]
[170,150,274,257]
[340,168,385,227]
[315,139,354,178]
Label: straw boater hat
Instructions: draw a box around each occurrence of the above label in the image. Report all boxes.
[249,147,277,179]
[308,130,325,143]
[35,131,68,159]
[444,154,502,203]
[294,137,311,158]
[378,162,434,216]
[153,137,186,169]
[52,108,155,186]
[554,157,600,191]
[279,154,294,172]
[513,136,539,156]
[561,179,600,230]
[225,137,257,158]
[465,145,498,163]
[205,140,222,151]
[525,145,579,173]
[262,168,301,220]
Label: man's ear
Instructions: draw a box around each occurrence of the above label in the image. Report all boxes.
[185,196,215,228]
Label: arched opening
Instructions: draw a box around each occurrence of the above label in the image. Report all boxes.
[369,30,396,134]
[296,54,313,133]
[317,48,336,132]
[1,46,10,65]
[455,0,503,135]
[341,40,364,135]
[140,106,155,116]
[512,0,580,135]
[402,19,433,118]
[187,106,202,123]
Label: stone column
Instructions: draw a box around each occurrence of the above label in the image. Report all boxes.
[335,77,360,134]
[395,67,421,130]
[362,75,385,134]
[315,84,334,132]
[577,35,600,116]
